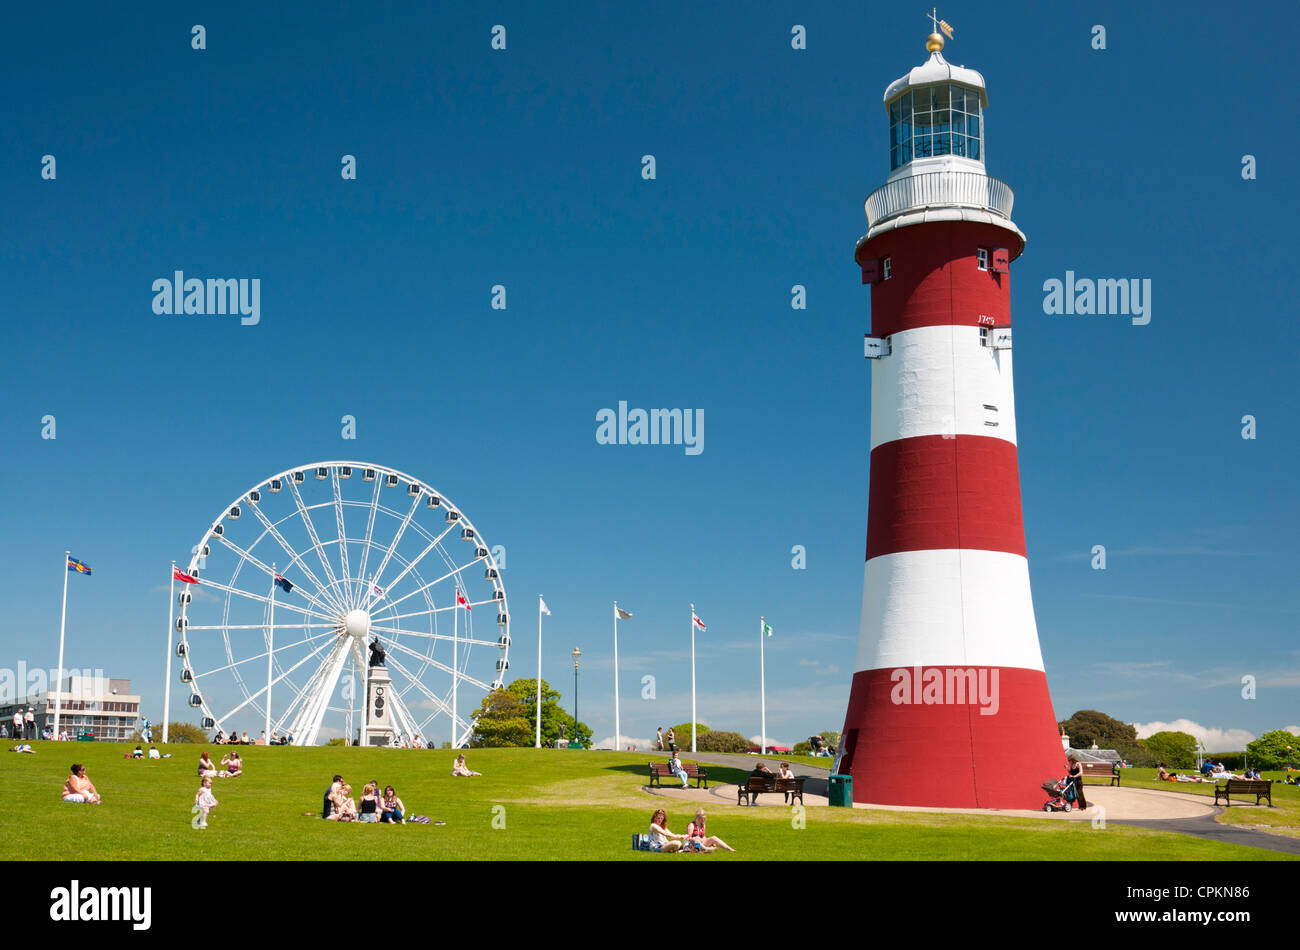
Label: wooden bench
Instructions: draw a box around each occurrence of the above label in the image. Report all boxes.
[648,762,708,789]
[1080,762,1121,786]
[737,774,806,806]
[1214,779,1274,807]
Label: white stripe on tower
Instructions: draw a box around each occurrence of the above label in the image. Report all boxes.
[870,325,1017,450]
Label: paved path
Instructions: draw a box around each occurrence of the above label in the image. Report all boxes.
[645,752,1299,854]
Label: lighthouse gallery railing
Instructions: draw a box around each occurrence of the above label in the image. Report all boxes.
[864,171,1015,227]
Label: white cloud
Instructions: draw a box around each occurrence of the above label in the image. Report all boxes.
[1132,719,1256,752]
[592,735,654,751]
[748,734,788,748]
[1285,726,1300,736]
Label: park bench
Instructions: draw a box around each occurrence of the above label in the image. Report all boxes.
[1080,762,1121,786]
[737,774,806,806]
[1213,779,1274,807]
[648,762,709,789]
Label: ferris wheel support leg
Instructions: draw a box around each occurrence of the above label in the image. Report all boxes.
[290,638,350,746]
[388,690,419,746]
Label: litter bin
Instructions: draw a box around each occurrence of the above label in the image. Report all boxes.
[828,773,853,807]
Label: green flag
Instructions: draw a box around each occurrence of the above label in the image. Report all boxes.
[762,621,772,638]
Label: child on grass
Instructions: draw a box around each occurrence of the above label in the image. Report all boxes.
[195,776,219,829]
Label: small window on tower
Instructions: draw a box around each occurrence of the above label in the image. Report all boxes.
[977,248,989,271]
[882,257,892,280]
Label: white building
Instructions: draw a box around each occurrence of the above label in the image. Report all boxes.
[1,674,141,741]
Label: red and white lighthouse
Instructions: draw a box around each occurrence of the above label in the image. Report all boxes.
[835,27,1064,809]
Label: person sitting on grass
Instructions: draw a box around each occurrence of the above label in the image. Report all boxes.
[379,785,406,824]
[131,745,144,759]
[220,751,243,777]
[148,745,161,759]
[358,781,381,822]
[686,808,736,853]
[198,751,218,778]
[331,782,359,821]
[62,763,101,804]
[323,775,343,819]
[668,751,689,787]
[451,753,481,777]
[194,776,218,829]
[10,744,35,753]
[647,808,685,853]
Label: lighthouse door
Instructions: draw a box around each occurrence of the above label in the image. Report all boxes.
[836,728,860,775]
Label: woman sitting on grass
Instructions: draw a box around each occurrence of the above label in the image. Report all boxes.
[358,782,381,823]
[220,751,243,777]
[686,809,736,853]
[647,809,685,853]
[198,751,218,778]
[62,763,101,804]
[379,785,406,824]
[330,782,359,821]
[451,753,481,777]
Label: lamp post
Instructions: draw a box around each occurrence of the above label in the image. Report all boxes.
[571,647,581,748]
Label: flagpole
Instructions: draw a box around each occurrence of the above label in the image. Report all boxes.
[535,594,543,748]
[266,563,275,745]
[54,550,70,740]
[760,615,767,755]
[164,562,176,744]
[613,601,621,753]
[452,586,459,749]
[690,602,697,754]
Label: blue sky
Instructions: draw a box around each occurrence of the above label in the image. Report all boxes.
[1,1,1296,751]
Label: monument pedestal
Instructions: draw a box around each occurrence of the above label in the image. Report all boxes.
[361,665,396,747]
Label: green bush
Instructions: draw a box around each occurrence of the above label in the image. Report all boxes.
[696,730,750,753]
[792,741,812,755]
[667,721,708,751]
[1245,730,1300,770]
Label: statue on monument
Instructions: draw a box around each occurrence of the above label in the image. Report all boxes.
[368,636,387,668]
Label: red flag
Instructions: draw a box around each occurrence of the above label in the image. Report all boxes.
[173,567,199,585]
[456,589,471,611]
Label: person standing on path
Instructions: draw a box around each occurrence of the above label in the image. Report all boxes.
[1066,755,1089,811]
[656,727,664,752]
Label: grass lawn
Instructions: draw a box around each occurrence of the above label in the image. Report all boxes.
[2,743,1294,860]
[1106,768,1300,839]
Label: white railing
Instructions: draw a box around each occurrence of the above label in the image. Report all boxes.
[865,171,1014,227]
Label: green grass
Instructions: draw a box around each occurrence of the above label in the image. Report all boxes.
[1108,768,1300,839]
[2,743,1294,860]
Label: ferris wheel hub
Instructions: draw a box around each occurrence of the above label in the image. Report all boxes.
[344,608,372,640]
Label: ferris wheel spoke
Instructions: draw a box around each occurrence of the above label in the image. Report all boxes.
[195,629,336,679]
[369,624,499,648]
[329,468,353,606]
[197,574,338,624]
[287,479,347,608]
[384,653,456,723]
[364,493,423,608]
[365,517,461,611]
[289,636,353,746]
[381,635,491,692]
[353,477,384,606]
[217,521,342,616]
[214,632,340,725]
[186,623,322,631]
[370,559,476,618]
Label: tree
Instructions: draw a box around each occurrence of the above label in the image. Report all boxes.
[164,722,208,744]
[1245,729,1300,770]
[469,689,533,747]
[502,678,591,748]
[1057,710,1144,761]
[1142,731,1198,769]
[668,721,708,751]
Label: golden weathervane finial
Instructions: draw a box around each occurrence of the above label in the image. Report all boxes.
[926,8,955,51]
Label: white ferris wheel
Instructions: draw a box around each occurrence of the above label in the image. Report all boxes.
[174,461,511,746]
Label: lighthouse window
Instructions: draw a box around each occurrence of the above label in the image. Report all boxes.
[882,257,892,280]
[977,248,989,271]
[889,84,982,171]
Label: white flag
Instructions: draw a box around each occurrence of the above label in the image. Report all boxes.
[616,606,632,620]
[540,597,551,616]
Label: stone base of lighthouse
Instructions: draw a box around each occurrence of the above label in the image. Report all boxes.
[837,666,1064,809]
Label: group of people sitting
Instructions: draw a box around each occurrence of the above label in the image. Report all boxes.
[214,730,290,745]
[323,775,408,823]
[645,808,736,853]
[1157,761,1265,783]
[198,750,243,778]
[127,745,166,759]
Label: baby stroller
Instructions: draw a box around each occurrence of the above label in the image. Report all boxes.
[1041,776,1079,812]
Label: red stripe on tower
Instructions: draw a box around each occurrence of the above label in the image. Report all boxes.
[835,29,1065,810]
